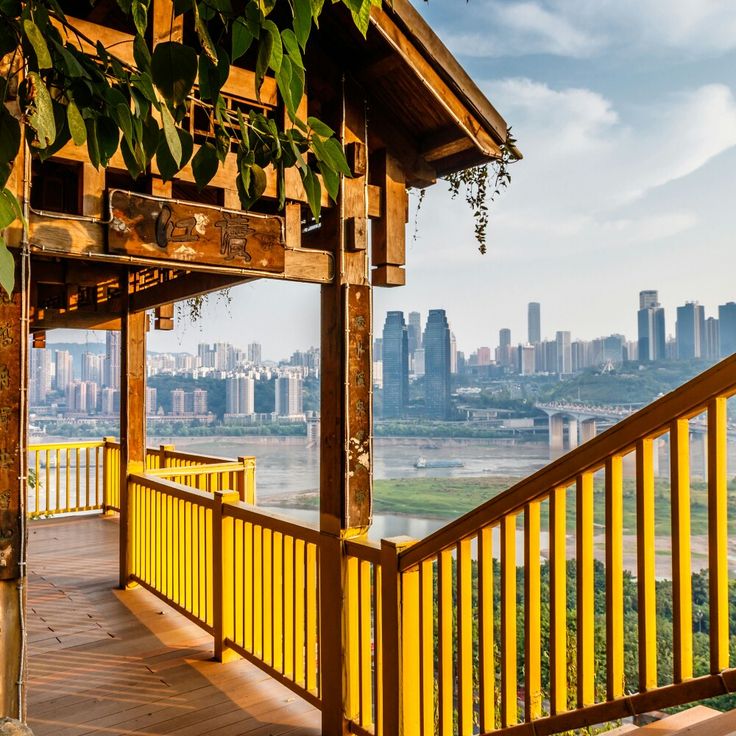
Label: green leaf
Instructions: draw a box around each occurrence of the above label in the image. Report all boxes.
[85,118,100,168]
[156,126,193,180]
[319,161,339,201]
[53,42,87,77]
[293,0,312,50]
[0,236,14,298]
[315,136,351,176]
[251,163,267,199]
[310,0,325,21]
[120,137,143,179]
[193,2,218,65]
[151,41,198,106]
[96,116,120,164]
[198,46,230,102]
[23,19,52,69]
[66,101,86,146]
[276,56,295,121]
[0,188,20,229]
[131,0,148,38]
[159,103,182,166]
[191,142,219,190]
[141,115,160,157]
[231,19,253,62]
[27,72,56,148]
[300,166,322,219]
[346,0,371,36]
[0,107,21,171]
[133,33,151,72]
[262,19,282,72]
[254,28,272,95]
[307,115,334,139]
[281,29,303,67]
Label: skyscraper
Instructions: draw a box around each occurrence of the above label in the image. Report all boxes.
[718,302,736,358]
[556,331,572,374]
[381,311,409,419]
[247,342,262,364]
[105,331,120,389]
[637,291,666,362]
[498,328,512,367]
[676,302,705,360]
[54,350,73,392]
[528,302,541,344]
[423,310,451,420]
[407,311,422,356]
[226,376,255,415]
[704,317,720,361]
[275,374,304,417]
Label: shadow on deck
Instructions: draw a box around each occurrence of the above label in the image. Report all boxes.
[26,515,321,736]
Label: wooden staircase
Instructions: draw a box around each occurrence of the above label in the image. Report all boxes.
[608,706,736,736]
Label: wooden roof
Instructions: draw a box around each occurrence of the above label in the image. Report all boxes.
[318,0,518,186]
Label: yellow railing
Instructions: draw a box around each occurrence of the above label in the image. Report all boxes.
[29,439,255,516]
[28,440,106,516]
[126,472,321,708]
[148,459,256,503]
[383,354,736,736]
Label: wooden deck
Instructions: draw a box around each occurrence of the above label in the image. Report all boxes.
[26,515,322,735]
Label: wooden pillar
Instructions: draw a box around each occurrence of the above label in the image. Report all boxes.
[118,290,147,589]
[0,256,27,719]
[319,77,372,736]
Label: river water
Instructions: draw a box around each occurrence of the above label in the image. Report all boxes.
[155,436,551,540]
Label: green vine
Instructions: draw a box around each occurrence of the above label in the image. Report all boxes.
[445,127,519,254]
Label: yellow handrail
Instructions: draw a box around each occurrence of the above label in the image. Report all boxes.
[386,353,736,736]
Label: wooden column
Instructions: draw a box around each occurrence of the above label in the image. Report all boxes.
[0,256,27,719]
[118,286,147,589]
[319,78,372,736]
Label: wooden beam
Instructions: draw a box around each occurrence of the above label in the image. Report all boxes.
[129,272,251,312]
[119,298,146,589]
[421,126,475,162]
[0,254,26,719]
[319,76,372,736]
[371,149,407,273]
[154,303,174,331]
[31,309,121,331]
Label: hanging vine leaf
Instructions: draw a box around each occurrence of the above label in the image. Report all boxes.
[22,19,52,68]
[0,236,14,298]
[66,101,86,146]
[25,72,56,147]
[151,41,198,106]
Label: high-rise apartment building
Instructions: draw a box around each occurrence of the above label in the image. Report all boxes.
[450,332,457,374]
[556,331,572,374]
[146,387,158,415]
[81,352,104,384]
[528,302,541,344]
[171,388,187,415]
[477,346,492,366]
[105,331,120,389]
[192,389,208,414]
[100,387,120,415]
[718,302,736,358]
[637,291,666,362]
[423,310,451,420]
[519,344,535,375]
[704,317,720,361]
[29,348,52,405]
[407,311,422,356]
[676,302,705,360]
[54,350,73,392]
[247,342,262,364]
[497,328,512,367]
[381,311,409,419]
[226,376,255,415]
[275,374,304,417]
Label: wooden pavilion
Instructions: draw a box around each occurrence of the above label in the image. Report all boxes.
[0,1,513,732]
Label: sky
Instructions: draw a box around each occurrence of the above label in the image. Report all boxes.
[55,0,736,361]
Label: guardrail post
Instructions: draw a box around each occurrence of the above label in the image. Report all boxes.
[212,489,241,663]
[102,436,115,514]
[237,457,255,504]
[381,536,418,736]
[159,444,175,469]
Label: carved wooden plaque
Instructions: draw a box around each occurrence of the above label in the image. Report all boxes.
[108,190,286,273]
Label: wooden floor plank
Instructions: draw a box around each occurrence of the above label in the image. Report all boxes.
[27,516,321,736]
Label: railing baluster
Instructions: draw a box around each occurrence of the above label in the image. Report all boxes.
[419,558,434,735]
[254,525,263,658]
[457,537,473,736]
[501,513,517,727]
[45,450,50,513]
[577,472,595,707]
[524,501,541,721]
[263,528,273,665]
[306,542,318,695]
[359,559,372,730]
[283,535,294,679]
[34,450,40,515]
[708,397,729,673]
[345,554,360,724]
[636,438,657,691]
[605,456,624,700]
[294,538,305,686]
[437,548,453,734]
[273,531,284,673]
[375,562,383,736]
[478,526,494,732]
[549,485,567,714]
[245,521,254,653]
[670,420,693,682]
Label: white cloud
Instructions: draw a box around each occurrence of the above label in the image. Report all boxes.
[431,0,736,59]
